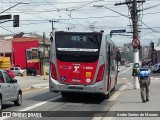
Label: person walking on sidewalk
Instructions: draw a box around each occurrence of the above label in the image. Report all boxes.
[138,62,151,103]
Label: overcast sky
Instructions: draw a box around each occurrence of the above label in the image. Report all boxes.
[0,0,160,46]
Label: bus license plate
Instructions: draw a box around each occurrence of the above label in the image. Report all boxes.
[68,86,83,90]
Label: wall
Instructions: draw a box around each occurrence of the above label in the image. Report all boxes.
[12,38,39,68]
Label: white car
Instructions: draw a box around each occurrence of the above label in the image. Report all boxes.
[152,63,160,73]
[125,63,130,67]
[0,69,22,110]
[10,67,24,76]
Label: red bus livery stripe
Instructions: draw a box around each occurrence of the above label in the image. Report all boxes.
[56,59,98,85]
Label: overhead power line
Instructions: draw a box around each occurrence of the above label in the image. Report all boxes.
[0,26,15,34]
[139,3,160,11]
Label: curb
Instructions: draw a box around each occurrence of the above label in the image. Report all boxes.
[91,84,128,120]
[102,84,128,120]
[31,83,49,88]
[21,83,49,91]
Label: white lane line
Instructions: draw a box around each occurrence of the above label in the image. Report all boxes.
[91,117,103,120]
[19,96,61,111]
[153,78,160,80]
[118,67,132,75]
[2,96,61,120]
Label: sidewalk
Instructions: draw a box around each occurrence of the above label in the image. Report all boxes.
[103,77,160,120]
[15,75,49,91]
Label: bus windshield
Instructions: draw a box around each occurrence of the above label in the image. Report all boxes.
[55,32,102,62]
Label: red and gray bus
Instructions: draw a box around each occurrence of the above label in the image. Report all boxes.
[49,31,121,98]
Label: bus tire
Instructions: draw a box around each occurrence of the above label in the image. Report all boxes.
[106,91,110,99]
[61,92,71,97]
[100,94,107,99]
[0,96,2,111]
[112,86,115,91]
[106,77,111,99]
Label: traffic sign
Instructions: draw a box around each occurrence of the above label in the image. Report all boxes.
[132,39,140,47]
[110,29,126,33]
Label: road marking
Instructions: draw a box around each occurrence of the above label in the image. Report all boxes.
[153,78,160,80]
[19,96,61,111]
[118,67,131,75]
[23,87,49,94]
[91,116,103,120]
[102,117,113,120]
[2,96,61,120]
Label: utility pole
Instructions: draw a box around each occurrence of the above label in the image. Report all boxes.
[132,0,139,89]
[49,20,59,35]
[43,32,47,80]
[115,0,145,89]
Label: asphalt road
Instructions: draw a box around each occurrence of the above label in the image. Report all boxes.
[1,66,136,120]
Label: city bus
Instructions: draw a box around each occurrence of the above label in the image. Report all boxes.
[49,31,121,98]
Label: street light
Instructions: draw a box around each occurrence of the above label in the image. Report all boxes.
[0,2,29,14]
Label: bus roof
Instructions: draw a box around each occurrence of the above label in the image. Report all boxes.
[55,31,104,35]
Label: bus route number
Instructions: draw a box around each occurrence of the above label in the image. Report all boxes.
[71,36,86,42]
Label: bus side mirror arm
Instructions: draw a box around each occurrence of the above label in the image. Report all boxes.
[116,51,121,62]
[50,36,53,42]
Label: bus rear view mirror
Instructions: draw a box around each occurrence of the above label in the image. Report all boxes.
[116,51,121,62]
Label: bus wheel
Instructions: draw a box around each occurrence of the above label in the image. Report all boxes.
[106,91,110,99]
[106,78,111,99]
[100,94,107,99]
[112,86,115,91]
[0,96,2,110]
[61,92,71,97]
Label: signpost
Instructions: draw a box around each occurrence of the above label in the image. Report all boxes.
[110,29,126,33]
[132,38,140,47]
[110,29,126,38]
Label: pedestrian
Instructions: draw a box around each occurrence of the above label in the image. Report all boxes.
[138,62,151,103]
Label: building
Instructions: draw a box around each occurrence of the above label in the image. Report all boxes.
[0,33,50,74]
[0,39,12,69]
[141,46,150,61]
[150,42,160,64]
[12,37,39,68]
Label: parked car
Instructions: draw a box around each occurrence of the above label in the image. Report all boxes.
[25,67,37,76]
[152,63,160,73]
[0,69,22,110]
[5,70,15,79]
[125,63,130,67]
[10,67,24,76]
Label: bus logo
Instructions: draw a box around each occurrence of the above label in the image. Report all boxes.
[74,66,79,72]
